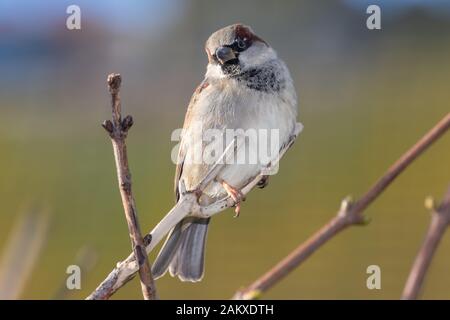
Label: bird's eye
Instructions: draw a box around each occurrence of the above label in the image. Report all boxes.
[236,38,247,50]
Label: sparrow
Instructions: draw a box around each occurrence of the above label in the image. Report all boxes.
[152,24,298,282]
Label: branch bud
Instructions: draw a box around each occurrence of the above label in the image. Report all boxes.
[122,115,134,132]
[102,120,114,134]
[107,73,122,94]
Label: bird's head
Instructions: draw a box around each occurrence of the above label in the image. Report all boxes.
[205,24,276,78]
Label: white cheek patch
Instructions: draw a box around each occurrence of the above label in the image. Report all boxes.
[205,45,277,79]
[239,45,277,69]
[205,63,226,79]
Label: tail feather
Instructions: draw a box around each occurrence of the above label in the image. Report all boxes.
[151,221,184,279]
[152,217,210,282]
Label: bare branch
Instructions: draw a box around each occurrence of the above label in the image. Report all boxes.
[233,112,450,300]
[87,123,303,300]
[401,186,450,300]
[101,73,157,300]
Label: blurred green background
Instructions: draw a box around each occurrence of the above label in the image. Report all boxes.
[0,0,449,299]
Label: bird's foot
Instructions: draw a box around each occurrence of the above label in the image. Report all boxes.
[220,180,245,218]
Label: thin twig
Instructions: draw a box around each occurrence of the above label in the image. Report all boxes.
[101,73,157,300]
[401,186,450,300]
[86,139,238,300]
[87,123,303,300]
[233,112,450,300]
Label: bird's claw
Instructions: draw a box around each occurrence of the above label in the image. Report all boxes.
[220,180,245,218]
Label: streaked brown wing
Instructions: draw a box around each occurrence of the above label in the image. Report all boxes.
[174,80,210,202]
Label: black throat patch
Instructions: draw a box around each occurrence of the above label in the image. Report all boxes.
[222,61,286,93]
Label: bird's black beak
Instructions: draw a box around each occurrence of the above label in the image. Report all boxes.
[215,46,236,65]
